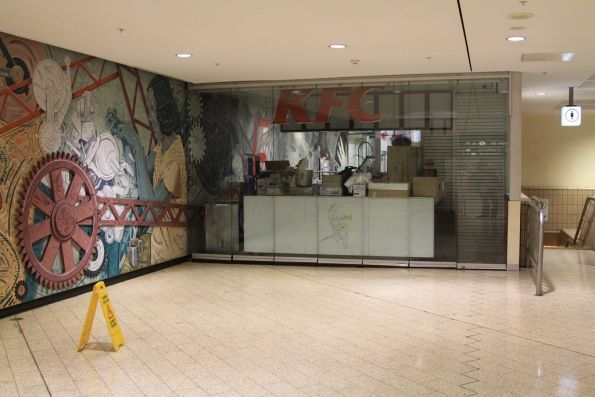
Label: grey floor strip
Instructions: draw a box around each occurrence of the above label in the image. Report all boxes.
[12,317,52,396]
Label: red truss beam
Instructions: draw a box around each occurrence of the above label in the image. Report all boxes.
[66,56,119,99]
[116,64,156,153]
[0,78,42,136]
[97,197,190,227]
[0,56,120,136]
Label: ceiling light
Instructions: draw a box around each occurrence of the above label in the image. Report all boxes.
[561,53,575,62]
[507,36,526,42]
[328,43,347,49]
[522,52,575,62]
[507,12,534,20]
[176,52,192,58]
[535,92,547,96]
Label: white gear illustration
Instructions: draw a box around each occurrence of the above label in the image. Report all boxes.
[32,58,72,154]
[87,239,105,273]
[103,227,115,244]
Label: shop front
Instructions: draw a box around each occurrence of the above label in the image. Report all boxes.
[189,76,513,269]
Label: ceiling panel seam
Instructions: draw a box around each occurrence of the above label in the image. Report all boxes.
[457,0,473,72]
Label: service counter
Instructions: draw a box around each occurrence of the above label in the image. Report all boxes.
[243,196,434,258]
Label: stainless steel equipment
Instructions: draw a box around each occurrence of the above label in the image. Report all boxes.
[295,170,313,187]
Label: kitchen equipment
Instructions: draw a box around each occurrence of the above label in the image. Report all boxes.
[265,160,290,171]
[295,170,313,187]
[387,146,419,183]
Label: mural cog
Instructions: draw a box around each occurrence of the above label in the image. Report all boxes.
[18,153,99,289]
[32,59,72,154]
[189,125,206,163]
[84,238,105,277]
[188,94,203,120]
[0,231,20,306]
[14,280,28,301]
[0,146,9,184]
[0,33,44,124]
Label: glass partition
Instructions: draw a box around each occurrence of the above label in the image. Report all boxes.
[190,78,509,267]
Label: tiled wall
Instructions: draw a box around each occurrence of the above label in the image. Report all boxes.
[523,188,595,232]
[519,187,595,265]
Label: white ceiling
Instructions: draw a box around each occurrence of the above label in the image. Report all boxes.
[1,0,594,114]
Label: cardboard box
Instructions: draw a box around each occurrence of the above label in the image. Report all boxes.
[322,174,343,187]
[320,186,342,196]
[290,186,314,196]
[412,176,444,199]
[368,189,410,198]
[387,146,418,183]
[368,182,410,198]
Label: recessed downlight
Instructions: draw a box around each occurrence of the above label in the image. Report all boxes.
[507,12,534,20]
[507,36,526,42]
[176,52,192,58]
[561,53,575,62]
[535,92,547,96]
[328,43,347,49]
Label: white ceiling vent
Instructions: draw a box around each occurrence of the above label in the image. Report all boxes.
[522,53,575,62]
[577,73,595,92]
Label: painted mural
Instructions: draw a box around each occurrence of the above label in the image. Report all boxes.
[0,32,190,310]
[0,30,348,311]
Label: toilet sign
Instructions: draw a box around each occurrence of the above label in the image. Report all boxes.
[561,106,581,126]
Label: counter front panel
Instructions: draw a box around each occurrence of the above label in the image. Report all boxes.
[243,196,434,259]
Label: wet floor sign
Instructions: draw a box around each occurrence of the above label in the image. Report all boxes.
[77,281,125,352]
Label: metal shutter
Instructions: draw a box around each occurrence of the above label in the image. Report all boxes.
[454,89,507,265]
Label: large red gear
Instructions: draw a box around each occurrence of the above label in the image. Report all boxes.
[18,153,99,289]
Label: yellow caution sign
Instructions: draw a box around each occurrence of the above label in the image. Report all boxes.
[77,281,125,352]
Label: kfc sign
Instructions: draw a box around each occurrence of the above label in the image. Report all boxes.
[273,87,382,124]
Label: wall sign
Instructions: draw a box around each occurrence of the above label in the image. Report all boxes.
[561,106,581,127]
[273,87,382,124]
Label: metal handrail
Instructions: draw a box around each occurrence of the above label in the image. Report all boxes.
[525,198,545,296]
[571,196,595,247]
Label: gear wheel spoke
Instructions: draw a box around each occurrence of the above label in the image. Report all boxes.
[29,219,52,243]
[31,187,55,216]
[72,226,91,249]
[65,174,84,201]
[40,236,60,271]
[74,200,95,222]
[60,240,75,273]
[19,153,98,289]
[50,169,66,202]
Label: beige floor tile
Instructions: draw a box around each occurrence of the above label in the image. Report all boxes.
[0,381,20,397]
[1,249,595,397]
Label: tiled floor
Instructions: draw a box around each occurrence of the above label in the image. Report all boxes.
[1,249,595,397]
